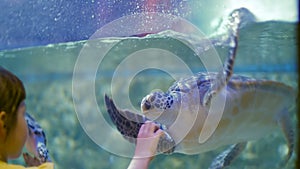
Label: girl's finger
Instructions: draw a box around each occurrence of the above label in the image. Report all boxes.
[142,121,155,132]
[155,129,164,137]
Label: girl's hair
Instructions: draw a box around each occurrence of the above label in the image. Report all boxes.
[0,66,26,134]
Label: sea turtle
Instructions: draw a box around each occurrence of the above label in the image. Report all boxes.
[24,112,51,164]
[104,8,295,169]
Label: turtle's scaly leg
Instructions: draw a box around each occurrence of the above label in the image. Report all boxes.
[208,142,247,169]
[25,113,51,163]
[277,108,294,167]
[104,94,145,143]
[203,9,241,106]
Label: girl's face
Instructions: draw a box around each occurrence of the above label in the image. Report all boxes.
[5,101,28,159]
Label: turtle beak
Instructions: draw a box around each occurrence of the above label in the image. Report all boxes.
[141,98,152,113]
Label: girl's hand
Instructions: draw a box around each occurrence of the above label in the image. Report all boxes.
[134,121,164,159]
[23,152,42,167]
[127,121,164,169]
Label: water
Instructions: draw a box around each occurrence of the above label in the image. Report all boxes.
[1,0,297,50]
[0,20,297,169]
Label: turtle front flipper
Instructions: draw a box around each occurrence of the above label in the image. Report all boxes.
[104,94,146,143]
[104,94,176,154]
[208,142,247,169]
[203,8,241,106]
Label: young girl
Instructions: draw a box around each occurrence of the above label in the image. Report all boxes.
[0,66,162,169]
[0,67,53,169]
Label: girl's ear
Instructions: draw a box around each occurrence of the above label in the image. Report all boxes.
[0,111,7,137]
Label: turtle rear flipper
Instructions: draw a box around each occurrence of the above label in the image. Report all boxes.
[277,108,295,167]
[209,142,247,169]
[104,94,176,154]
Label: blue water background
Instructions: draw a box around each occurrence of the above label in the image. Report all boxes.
[0,0,298,50]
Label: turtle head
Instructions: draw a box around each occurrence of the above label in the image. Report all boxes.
[141,91,175,120]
